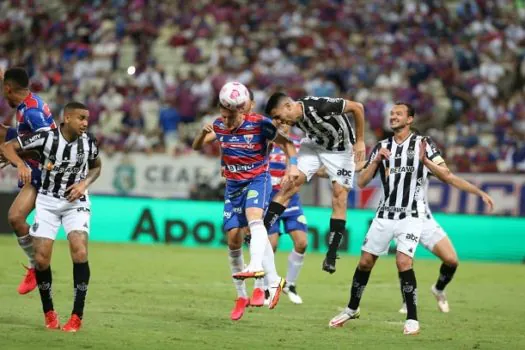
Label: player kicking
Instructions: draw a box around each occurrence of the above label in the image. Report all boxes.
[0,102,101,332]
[328,102,447,335]
[263,93,366,274]
[398,148,494,314]
[0,67,56,294]
[192,82,298,320]
[251,122,308,306]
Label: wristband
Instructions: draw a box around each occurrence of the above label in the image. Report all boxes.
[289,157,297,166]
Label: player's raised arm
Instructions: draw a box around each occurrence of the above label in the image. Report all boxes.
[419,139,494,212]
[192,123,217,150]
[343,100,366,162]
[357,143,387,189]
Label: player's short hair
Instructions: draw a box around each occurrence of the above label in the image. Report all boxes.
[64,101,88,113]
[264,92,289,115]
[4,67,29,89]
[394,102,415,118]
[247,87,254,101]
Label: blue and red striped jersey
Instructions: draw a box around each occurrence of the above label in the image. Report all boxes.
[269,134,301,190]
[16,92,56,136]
[213,113,277,182]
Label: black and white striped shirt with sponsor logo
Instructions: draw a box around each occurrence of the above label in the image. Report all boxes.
[297,97,356,152]
[364,133,444,220]
[17,127,99,199]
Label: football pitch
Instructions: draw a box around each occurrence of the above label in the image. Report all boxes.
[0,236,524,350]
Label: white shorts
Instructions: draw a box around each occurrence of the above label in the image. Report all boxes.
[419,216,447,251]
[298,140,355,189]
[30,194,91,240]
[362,217,423,258]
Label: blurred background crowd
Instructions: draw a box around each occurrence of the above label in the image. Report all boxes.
[1,0,525,173]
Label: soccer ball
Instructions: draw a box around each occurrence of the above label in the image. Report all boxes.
[219,82,250,111]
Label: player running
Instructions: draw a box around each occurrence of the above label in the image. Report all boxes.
[328,102,446,335]
[192,82,299,320]
[0,67,56,294]
[263,93,366,274]
[0,102,101,332]
[398,149,494,314]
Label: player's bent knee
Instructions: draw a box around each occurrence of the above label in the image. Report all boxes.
[294,239,307,254]
[443,256,459,268]
[396,255,413,272]
[34,252,51,270]
[227,229,243,250]
[71,246,88,263]
[358,254,376,271]
[7,212,28,234]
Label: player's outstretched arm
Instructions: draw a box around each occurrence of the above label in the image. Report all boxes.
[343,100,366,162]
[420,140,494,212]
[192,124,216,151]
[0,140,31,184]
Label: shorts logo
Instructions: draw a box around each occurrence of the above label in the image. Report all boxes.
[31,223,39,232]
[247,190,259,200]
[337,169,353,177]
[297,215,307,225]
[405,233,419,242]
[223,211,232,219]
[83,222,89,229]
[363,237,368,245]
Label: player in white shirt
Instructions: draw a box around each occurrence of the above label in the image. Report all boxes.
[0,102,102,332]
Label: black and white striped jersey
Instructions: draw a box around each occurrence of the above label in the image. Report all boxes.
[297,96,356,152]
[17,127,99,198]
[364,133,444,220]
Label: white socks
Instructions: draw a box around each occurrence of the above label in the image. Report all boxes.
[254,275,265,290]
[228,248,247,298]
[17,234,35,268]
[248,220,268,270]
[286,250,305,285]
[262,240,280,285]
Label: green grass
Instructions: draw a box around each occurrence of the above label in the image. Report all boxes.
[0,236,524,350]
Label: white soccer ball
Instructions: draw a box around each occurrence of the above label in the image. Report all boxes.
[219,82,250,111]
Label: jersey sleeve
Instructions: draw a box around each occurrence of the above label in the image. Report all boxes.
[24,108,52,132]
[304,96,345,115]
[261,117,277,141]
[87,134,100,163]
[17,131,48,150]
[364,143,381,170]
[425,137,444,164]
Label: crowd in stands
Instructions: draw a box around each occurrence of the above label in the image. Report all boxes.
[1,0,525,173]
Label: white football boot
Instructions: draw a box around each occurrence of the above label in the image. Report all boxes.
[328,307,360,328]
[283,284,303,304]
[431,284,450,313]
[403,319,420,335]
